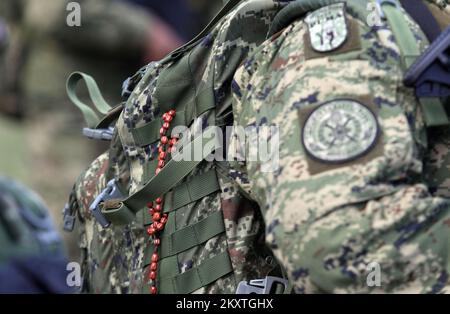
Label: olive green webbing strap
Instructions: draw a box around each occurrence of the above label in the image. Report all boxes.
[132,89,216,146]
[143,169,221,225]
[66,72,113,128]
[102,113,221,225]
[143,251,232,294]
[143,211,225,262]
[380,0,449,127]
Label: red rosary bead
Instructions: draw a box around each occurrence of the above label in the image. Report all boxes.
[147,109,177,294]
[152,212,161,221]
[169,138,177,146]
[163,115,173,122]
[158,152,166,160]
[161,136,168,144]
[147,226,156,236]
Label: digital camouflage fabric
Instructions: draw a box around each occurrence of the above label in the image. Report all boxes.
[229,0,450,293]
[70,0,450,294]
[70,0,286,293]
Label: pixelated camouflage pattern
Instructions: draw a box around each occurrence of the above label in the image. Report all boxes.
[229,1,450,293]
[71,149,147,294]
[427,0,450,12]
[70,0,450,294]
[71,0,286,294]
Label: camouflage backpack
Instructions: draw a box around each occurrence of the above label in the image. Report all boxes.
[65,0,450,294]
[65,0,291,294]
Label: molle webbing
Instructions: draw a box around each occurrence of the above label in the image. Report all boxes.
[101,120,221,225]
[143,251,233,294]
[132,91,216,146]
[143,169,221,225]
[143,210,225,260]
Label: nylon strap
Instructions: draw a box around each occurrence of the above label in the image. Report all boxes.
[144,169,220,225]
[399,0,441,42]
[144,251,232,294]
[132,90,215,146]
[96,103,124,129]
[144,211,225,263]
[380,1,420,69]
[66,72,113,128]
[102,117,221,225]
[157,209,179,285]
[380,0,448,127]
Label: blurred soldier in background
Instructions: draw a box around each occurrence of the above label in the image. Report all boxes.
[0,0,187,259]
[0,176,71,293]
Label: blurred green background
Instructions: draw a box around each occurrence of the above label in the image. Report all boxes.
[0,0,222,261]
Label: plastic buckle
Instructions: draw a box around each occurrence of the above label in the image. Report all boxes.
[121,62,155,99]
[89,179,123,228]
[121,77,132,99]
[404,25,450,97]
[82,127,114,141]
[236,276,289,294]
[62,203,75,232]
[376,0,400,20]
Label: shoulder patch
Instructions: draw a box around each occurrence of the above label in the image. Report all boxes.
[305,2,348,52]
[301,99,380,166]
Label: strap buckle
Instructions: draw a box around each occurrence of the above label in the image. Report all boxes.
[236,276,289,294]
[404,25,450,97]
[376,0,400,20]
[62,203,76,232]
[89,179,123,228]
[82,126,114,141]
[121,63,155,98]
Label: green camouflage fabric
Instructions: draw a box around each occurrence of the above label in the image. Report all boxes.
[70,0,450,294]
[71,0,287,293]
[229,0,450,293]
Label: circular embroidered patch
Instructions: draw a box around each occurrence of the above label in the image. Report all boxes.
[302,99,379,163]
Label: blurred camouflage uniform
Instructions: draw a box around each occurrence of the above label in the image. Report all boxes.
[0,177,71,293]
[68,0,450,294]
[0,0,167,254]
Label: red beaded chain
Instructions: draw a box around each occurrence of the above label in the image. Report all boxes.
[146,109,178,294]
